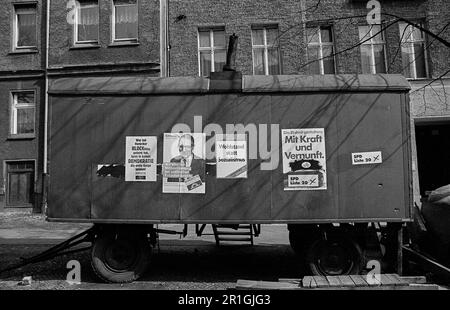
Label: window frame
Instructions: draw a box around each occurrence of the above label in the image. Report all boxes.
[398,21,429,80]
[9,90,36,139]
[358,24,388,74]
[251,26,282,75]
[74,0,100,46]
[3,159,36,207]
[12,2,38,52]
[111,0,139,43]
[305,25,336,74]
[197,27,227,77]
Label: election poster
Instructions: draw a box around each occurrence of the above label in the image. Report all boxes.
[282,128,327,191]
[162,133,206,194]
[216,134,247,179]
[125,136,157,182]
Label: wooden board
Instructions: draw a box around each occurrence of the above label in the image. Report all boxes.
[313,276,329,288]
[326,276,342,287]
[337,275,356,287]
[349,275,369,286]
[302,276,317,288]
[383,274,407,286]
[236,280,299,290]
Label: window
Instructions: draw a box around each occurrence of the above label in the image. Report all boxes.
[358,25,387,74]
[13,4,37,50]
[10,91,35,136]
[306,26,335,74]
[75,0,99,44]
[112,0,138,42]
[399,22,428,79]
[251,26,281,75]
[6,161,35,207]
[198,28,226,76]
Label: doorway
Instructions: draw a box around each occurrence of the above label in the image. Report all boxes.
[415,123,450,197]
[5,161,35,207]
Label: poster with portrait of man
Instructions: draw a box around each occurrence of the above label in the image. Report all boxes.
[162,133,206,194]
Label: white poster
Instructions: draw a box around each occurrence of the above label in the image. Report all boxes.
[282,128,327,191]
[125,136,157,182]
[162,133,206,194]
[352,151,382,165]
[216,134,247,179]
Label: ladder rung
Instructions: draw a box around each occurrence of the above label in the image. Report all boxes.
[215,231,253,236]
[218,237,253,242]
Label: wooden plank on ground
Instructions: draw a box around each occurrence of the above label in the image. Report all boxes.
[326,276,342,287]
[384,274,409,286]
[379,274,397,286]
[302,276,316,288]
[236,280,299,290]
[365,274,382,286]
[313,276,329,288]
[397,276,427,284]
[279,278,301,285]
[236,279,256,289]
[337,275,356,287]
[349,275,369,286]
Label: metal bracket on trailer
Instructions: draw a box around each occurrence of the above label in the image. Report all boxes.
[0,226,95,275]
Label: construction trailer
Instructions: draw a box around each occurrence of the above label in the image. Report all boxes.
[47,74,412,282]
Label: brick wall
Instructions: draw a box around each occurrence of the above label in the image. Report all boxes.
[48,0,160,69]
[168,0,305,76]
[0,78,44,211]
[168,0,449,77]
[0,0,44,72]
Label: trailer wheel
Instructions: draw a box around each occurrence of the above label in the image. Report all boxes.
[306,236,363,276]
[288,225,321,255]
[91,231,151,283]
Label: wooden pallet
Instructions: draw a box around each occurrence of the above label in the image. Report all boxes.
[235,274,443,290]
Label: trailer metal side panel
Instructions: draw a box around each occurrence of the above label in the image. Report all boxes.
[180,94,271,221]
[270,93,339,220]
[47,75,412,223]
[335,93,407,219]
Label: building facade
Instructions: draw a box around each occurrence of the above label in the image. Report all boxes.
[0,0,449,212]
[0,0,46,212]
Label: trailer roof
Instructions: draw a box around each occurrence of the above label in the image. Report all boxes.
[48,74,411,95]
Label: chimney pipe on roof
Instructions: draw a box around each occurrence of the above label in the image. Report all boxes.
[223,33,238,72]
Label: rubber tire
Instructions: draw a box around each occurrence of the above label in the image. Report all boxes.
[91,232,151,283]
[305,236,363,276]
[288,225,321,255]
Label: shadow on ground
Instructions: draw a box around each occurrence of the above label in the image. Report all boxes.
[0,241,303,290]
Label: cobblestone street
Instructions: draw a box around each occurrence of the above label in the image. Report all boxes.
[0,212,298,290]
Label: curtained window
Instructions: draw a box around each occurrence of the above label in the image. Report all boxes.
[10,91,35,136]
[198,28,226,76]
[306,26,335,74]
[75,0,99,43]
[399,22,428,79]
[358,25,387,74]
[113,0,138,41]
[14,5,37,49]
[251,26,281,75]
